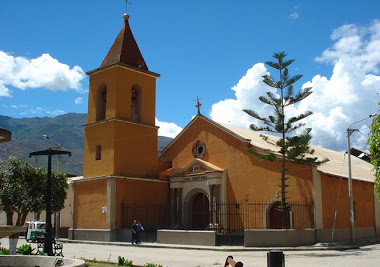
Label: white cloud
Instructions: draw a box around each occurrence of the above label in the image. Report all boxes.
[75,97,84,104]
[210,63,271,129]
[210,20,380,152]
[0,83,11,97]
[288,12,299,20]
[0,51,86,97]
[17,106,65,116]
[156,118,183,138]
[288,5,300,20]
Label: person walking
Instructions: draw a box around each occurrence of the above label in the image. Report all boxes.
[136,220,144,244]
[131,220,138,245]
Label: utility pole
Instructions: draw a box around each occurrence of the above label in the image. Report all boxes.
[346,113,376,244]
[346,127,356,243]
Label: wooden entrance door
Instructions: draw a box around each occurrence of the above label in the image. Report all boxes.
[270,201,290,229]
[192,193,209,229]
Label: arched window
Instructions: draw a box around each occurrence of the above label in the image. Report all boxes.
[131,86,141,123]
[96,86,107,121]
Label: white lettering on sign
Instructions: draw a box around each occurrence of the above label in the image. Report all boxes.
[184,175,208,181]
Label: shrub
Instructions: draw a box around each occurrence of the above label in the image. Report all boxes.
[118,256,133,266]
[118,256,126,266]
[0,247,10,255]
[16,244,34,255]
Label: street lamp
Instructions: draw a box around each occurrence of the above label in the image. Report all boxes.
[346,113,376,243]
[29,148,71,256]
[42,135,62,240]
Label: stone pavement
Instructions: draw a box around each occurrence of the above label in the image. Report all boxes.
[2,237,380,267]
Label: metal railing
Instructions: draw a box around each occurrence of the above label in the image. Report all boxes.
[121,200,314,234]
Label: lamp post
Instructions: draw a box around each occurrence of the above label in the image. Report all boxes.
[29,148,71,256]
[346,113,376,243]
[42,135,62,239]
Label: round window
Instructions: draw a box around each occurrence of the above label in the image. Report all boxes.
[192,140,206,158]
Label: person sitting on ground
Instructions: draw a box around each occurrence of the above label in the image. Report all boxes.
[225,255,243,267]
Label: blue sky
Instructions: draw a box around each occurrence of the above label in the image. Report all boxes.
[1,0,380,152]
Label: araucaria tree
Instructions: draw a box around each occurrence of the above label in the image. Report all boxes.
[243,52,327,229]
[368,104,380,199]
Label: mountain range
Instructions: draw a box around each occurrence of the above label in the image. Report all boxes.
[0,113,173,176]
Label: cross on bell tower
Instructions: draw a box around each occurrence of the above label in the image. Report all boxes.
[124,0,131,14]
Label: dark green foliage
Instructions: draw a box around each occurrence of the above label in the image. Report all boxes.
[243,52,328,228]
[245,147,277,161]
[368,105,380,199]
[118,256,126,266]
[118,256,133,266]
[0,247,10,255]
[0,157,69,227]
[16,244,34,255]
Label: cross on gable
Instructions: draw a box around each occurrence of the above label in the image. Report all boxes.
[193,96,202,115]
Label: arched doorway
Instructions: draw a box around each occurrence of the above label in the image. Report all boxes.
[192,193,209,229]
[269,201,291,229]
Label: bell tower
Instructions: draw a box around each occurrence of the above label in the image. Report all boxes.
[83,14,160,178]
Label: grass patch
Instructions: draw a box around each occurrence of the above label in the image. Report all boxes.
[84,259,117,267]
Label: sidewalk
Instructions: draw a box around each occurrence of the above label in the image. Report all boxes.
[58,237,361,251]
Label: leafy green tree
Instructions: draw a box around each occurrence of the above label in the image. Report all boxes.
[0,157,43,226]
[243,52,327,228]
[368,105,380,199]
[0,156,68,226]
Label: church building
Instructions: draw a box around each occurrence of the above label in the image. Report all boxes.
[69,13,380,246]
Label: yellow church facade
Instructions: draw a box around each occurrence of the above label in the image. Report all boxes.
[69,14,380,245]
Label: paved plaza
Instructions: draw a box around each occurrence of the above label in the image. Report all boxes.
[1,237,380,267]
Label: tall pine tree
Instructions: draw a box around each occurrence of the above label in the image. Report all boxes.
[243,52,328,228]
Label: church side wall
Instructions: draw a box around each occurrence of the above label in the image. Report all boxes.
[320,173,374,229]
[353,180,374,227]
[74,179,107,229]
[317,173,376,242]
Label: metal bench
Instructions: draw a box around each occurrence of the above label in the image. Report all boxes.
[53,239,64,257]
[36,238,64,257]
